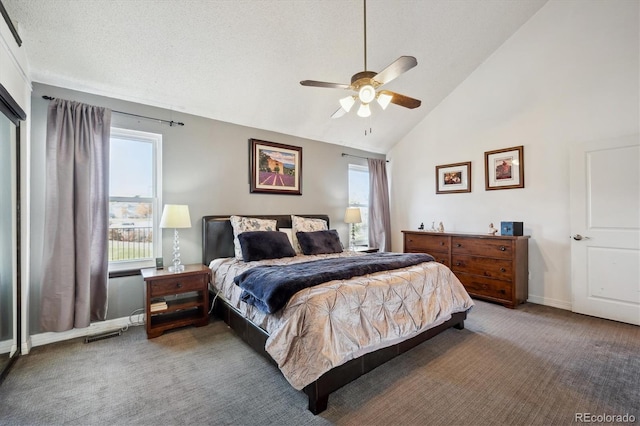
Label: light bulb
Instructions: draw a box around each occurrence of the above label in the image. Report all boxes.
[358,85,375,104]
[377,93,393,110]
[357,103,371,117]
[339,96,355,112]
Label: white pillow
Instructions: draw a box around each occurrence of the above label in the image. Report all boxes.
[278,228,294,248]
[291,215,328,254]
[230,216,277,259]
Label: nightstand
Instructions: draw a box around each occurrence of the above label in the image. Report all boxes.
[141,264,211,338]
[355,246,379,253]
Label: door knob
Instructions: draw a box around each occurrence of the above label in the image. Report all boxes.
[572,234,590,241]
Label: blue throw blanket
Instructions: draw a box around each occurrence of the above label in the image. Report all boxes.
[234,252,434,314]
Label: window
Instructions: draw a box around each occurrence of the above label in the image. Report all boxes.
[109,128,162,270]
[348,164,369,246]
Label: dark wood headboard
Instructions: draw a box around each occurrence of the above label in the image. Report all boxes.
[201,214,330,265]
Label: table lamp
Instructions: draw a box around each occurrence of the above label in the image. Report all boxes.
[160,204,191,272]
[344,207,362,251]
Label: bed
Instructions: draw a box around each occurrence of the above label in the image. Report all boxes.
[202,214,474,414]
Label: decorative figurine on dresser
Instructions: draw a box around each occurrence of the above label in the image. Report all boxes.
[437,222,445,233]
[488,223,498,235]
[402,227,529,308]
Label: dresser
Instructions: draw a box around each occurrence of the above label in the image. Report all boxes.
[402,231,529,308]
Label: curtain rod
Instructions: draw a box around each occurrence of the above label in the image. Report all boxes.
[341,153,389,163]
[42,96,185,127]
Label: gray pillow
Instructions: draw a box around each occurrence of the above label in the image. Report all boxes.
[238,231,296,262]
[296,230,343,255]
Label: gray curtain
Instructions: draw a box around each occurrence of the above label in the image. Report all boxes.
[40,99,111,332]
[368,158,391,252]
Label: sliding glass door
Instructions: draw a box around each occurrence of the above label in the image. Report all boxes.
[0,109,17,379]
[0,82,25,384]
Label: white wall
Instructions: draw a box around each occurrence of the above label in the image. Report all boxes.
[387,0,639,309]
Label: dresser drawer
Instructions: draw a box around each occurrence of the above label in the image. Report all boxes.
[404,234,450,253]
[451,255,512,280]
[451,237,512,259]
[429,252,450,267]
[456,273,512,301]
[149,275,205,297]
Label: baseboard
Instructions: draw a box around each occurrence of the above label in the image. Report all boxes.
[527,295,572,311]
[21,337,32,355]
[29,314,145,350]
[0,339,13,355]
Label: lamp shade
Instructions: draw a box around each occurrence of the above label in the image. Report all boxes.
[339,95,356,113]
[344,207,362,224]
[377,92,393,110]
[160,204,191,229]
[357,103,371,118]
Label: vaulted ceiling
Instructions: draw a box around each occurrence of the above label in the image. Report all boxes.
[3,0,547,153]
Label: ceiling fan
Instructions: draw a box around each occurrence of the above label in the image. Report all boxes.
[300,0,421,118]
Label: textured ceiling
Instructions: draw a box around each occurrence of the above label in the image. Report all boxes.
[3,0,547,153]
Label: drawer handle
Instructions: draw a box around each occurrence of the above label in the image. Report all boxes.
[500,268,506,272]
[456,243,462,248]
[499,246,506,251]
[176,282,183,288]
[455,262,461,266]
[440,242,445,246]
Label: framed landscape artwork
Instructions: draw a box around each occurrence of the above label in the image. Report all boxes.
[484,145,524,190]
[249,138,302,195]
[436,161,472,194]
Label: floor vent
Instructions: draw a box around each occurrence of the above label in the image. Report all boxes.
[84,330,122,344]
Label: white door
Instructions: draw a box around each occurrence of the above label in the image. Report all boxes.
[570,134,640,325]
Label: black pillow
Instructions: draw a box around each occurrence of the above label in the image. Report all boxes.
[238,231,296,262]
[296,230,343,255]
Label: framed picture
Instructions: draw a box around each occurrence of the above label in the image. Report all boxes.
[436,161,472,194]
[249,138,302,195]
[485,145,524,190]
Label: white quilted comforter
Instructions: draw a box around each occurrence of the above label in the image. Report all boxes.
[209,252,474,390]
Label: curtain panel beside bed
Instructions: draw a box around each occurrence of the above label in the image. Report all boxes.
[40,99,111,332]
[368,158,391,251]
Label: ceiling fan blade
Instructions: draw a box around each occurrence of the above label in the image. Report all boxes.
[300,80,351,89]
[331,107,346,119]
[372,56,418,86]
[380,90,421,109]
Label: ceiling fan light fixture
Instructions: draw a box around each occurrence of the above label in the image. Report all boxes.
[339,95,356,112]
[357,103,371,118]
[377,92,393,110]
[358,84,376,104]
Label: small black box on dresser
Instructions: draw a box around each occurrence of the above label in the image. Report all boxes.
[500,221,523,236]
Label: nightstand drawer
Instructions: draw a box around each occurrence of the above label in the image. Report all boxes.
[149,275,204,297]
[451,255,512,280]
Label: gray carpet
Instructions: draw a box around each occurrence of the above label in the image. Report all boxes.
[1,300,638,425]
